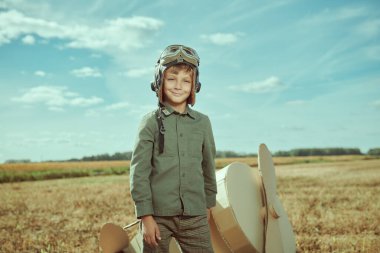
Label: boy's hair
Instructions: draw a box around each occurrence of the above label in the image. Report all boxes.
[159,63,196,106]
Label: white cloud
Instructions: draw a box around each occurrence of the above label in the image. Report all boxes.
[90,53,102,58]
[335,6,367,20]
[365,45,380,60]
[69,96,103,107]
[0,10,164,53]
[355,19,380,37]
[85,102,130,117]
[12,86,103,111]
[13,86,68,107]
[0,0,52,17]
[85,103,154,117]
[229,76,285,93]
[301,6,367,26]
[105,102,129,111]
[201,33,240,45]
[372,100,380,108]
[71,67,102,78]
[123,67,153,78]
[21,34,35,45]
[285,100,306,105]
[34,70,46,77]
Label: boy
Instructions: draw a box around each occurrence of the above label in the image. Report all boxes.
[130,45,217,253]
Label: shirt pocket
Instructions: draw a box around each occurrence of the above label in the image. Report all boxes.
[188,131,203,158]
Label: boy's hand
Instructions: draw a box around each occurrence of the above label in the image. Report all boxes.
[141,215,161,247]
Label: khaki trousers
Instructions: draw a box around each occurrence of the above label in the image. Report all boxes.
[142,215,214,253]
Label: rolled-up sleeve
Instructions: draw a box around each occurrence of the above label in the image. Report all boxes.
[202,116,217,208]
[130,113,155,218]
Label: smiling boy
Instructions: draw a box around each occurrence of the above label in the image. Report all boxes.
[130,45,217,252]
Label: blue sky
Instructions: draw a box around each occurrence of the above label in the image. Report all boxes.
[0,0,379,162]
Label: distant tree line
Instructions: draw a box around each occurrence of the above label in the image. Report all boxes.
[67,152,133,162]
[216,150,257,158]
[273,148,363,157]
[70,147,376,161]
[4,147,380,163]
[368,148,380,156]
[3,159,31,164]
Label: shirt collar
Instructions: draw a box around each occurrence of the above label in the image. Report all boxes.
[162,103,196,119]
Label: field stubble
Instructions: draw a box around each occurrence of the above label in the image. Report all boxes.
[0,158,379,252]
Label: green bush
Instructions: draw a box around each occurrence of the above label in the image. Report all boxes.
[368,148,380,156]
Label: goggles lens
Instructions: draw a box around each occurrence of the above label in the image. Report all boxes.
[159,45,200,66]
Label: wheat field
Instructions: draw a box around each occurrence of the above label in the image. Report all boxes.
[0,161,131,172]
[0,158,379,252]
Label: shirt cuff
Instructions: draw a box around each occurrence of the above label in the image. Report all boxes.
[135,201,154,218]
[206,195,216,208]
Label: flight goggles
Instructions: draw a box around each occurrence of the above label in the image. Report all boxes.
[159,45,200,67]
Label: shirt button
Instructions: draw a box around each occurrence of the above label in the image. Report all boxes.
[182,173,185,177]
[179,133,183,137]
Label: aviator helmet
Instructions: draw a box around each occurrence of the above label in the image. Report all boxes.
[151,44,201,97]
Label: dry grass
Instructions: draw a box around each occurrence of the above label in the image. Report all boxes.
[0,161,131,183]
[215,155,375,169]
[0,161,130,173]
[0,176,136,253]
[276,160,380,252]
[0,159,379,252]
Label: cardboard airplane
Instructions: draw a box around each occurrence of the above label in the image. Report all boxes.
[99,144,296,253]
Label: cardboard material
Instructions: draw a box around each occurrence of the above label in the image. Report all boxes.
[125,229,141,253]
[212,162,263,253]
[99,223,130,253]
[209,212,232,253]
[258,143,296,253]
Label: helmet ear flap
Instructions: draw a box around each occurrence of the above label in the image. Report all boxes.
[195,82,201,93]
[194,68,201,93]
[151,64,163,92]
[151,81,156,92]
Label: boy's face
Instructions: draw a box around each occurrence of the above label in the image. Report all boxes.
[163,67,192,108]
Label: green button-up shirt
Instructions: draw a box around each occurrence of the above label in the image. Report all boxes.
[130,105,217,218]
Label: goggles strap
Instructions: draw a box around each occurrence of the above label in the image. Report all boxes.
[155,103,165,154]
